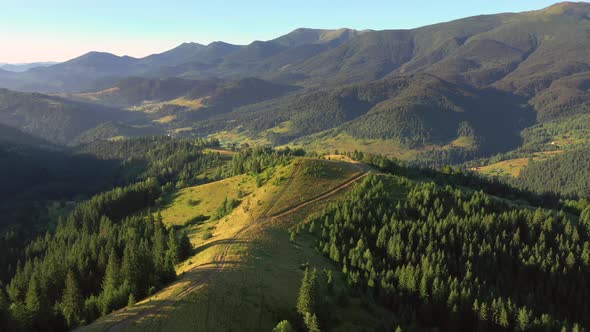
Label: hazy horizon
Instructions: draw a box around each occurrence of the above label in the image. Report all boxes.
[1,0,568,63]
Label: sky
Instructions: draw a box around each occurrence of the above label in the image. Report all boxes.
[0,0,564,63]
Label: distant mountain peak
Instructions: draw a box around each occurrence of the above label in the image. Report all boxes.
[176,42,205,49]
[207,41,239,47]
[79,51,119,58]
[272,27,363,47]
[68,51,137,64]
[538,1,590,16]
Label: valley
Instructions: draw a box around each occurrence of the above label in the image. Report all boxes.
[2,2,590,332]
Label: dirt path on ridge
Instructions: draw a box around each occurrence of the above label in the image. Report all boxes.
[104,163,368,331]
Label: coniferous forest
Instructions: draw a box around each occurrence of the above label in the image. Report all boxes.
[2,136,590,332]
[0,139,303,331]
[306,170,590,331]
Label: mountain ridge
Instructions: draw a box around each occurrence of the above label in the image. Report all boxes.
[0,2,588,163]
[1,3,588,93]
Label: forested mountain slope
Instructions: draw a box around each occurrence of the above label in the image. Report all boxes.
[66,77,220,108]
[190,74,535,155]
[0,3,588,166]
[516,146,590,198]
[1,2,588,98]
[0,89,147,144]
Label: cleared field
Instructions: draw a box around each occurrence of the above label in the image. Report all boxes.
[208,130,271,147]
[71,87,120,101]
[266,120,297,134]
[107,136,126,141]
[447,136,475,149]
[127,97,206,114]
[474,150,564,177]
[166,97,206,110]
[266,158,364,215]
[158,174,256,227]
[154,115,176,124]
[171,127,193,133]
[289,131,423,160]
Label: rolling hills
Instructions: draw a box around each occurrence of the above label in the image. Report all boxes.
[0,2,583,164]
[0,3,587,166]
[0,62,58,72]
[66,77,220,108]
[0,2,585,97]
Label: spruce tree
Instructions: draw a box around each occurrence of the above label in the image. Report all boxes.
[517,307,530,331]
[167,228,180,265]
[25,275,42,320]
[61,270,83,328]
[152,222,167,281]
[297,268,318,315]
[179,232,192,260]
[272,320,294,332]
[304,312,320,332]
[0,288,10,331]
[127,293,136,307]
[101,250,121,315]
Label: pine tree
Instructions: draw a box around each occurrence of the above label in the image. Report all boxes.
[0,288,10,330]
[9,301,30,331]
[297,268,318,316]
[152,221,167,281]
[163,254,177,283]
[179,232,192,260]
[498,305,510,328]
[127,293,136,307]
[167,228,180,265]
[272,320,294,332]
[25,275,42,320]
[61,270,83,328]
[516,307,530,331]
[304,312,320,332]
[101,250,121,315]
[566,252,576,268]
[479,302,488,321]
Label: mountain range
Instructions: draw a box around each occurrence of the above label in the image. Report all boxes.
[0,2,589,162]
[0,62,58,72]
[3,3,590,332]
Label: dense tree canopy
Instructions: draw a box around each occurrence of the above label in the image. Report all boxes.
[0,178,197,331]
[516,147,590,199]
[310,173,590,331]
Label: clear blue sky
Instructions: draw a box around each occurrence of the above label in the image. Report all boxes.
[0,0,564,63]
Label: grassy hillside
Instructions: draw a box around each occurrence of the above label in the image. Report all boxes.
[158,174,256,227]
[72,150,590,332]
[79,157,387,331]
[473,150,563,177]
